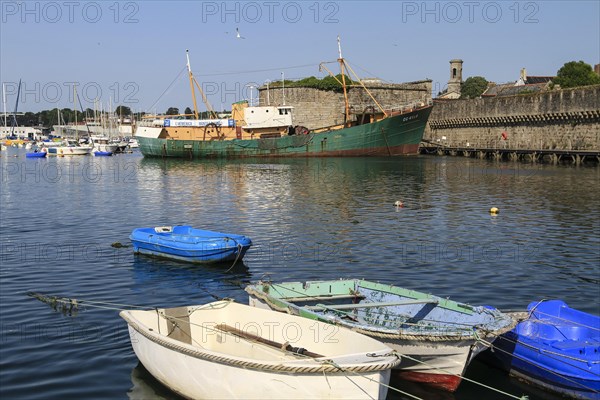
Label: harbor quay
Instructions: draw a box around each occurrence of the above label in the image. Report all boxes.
[422,64,600,165]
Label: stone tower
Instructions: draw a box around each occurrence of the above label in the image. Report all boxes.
[447,59,463,98]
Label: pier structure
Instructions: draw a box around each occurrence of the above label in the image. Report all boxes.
[420,142,600,166]
[423,84,600,165]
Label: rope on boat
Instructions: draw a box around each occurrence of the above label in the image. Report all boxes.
[27,291,154,313]
[29,293,400,374]
[322,359,425,400]
[224,238,244,273]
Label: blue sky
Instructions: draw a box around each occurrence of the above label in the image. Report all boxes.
[1,0,599,113]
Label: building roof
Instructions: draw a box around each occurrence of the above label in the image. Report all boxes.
[481,82,515,97]
[482,82,548,97]
[525,76,554,84]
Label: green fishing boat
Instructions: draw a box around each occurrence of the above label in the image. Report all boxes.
[136,41,433,159]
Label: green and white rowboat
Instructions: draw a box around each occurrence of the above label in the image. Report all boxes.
[245,279,517,392]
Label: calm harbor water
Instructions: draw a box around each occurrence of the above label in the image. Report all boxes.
[1,147,598,399]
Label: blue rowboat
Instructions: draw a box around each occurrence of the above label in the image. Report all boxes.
[130,225,252,264]
[94,151,113,156]
[26,151,46,158]
[492,300,600,399]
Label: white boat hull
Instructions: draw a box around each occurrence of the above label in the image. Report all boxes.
[93,143,119,153]
[128,325,390,399]
[248,295,486,392]
[121,301,399,399]
[47,146,93,156]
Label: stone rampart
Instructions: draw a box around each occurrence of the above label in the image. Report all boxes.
[425,85,600,150]
[258,81,431,129]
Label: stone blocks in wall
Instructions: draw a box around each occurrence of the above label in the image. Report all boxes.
[425,85,600,150]
[258,81,432,129]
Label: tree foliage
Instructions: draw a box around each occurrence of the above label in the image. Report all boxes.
[269,74,357,92]
[553,61,600,89]
[165,107,179,116]
[10,106,143,128]
[460,76,488,99]
[115,105,132,116]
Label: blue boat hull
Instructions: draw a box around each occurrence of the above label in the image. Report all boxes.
[26,152,46,158]
[493,300,600,399]
[130,225,252,264]
[94,151,113,156]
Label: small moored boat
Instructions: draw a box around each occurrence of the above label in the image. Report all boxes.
[94,151,113,156]
[130,225,252,264]
[25,151,47,158]
[246,279,516,392]
[120,300,400,399]
[491,300,599,399]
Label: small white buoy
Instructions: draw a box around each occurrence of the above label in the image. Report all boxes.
[394,200,404,208]
[489,207,499,214]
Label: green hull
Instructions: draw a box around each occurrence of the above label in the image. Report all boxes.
[138,106,432,158]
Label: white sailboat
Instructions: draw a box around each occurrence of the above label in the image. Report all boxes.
[47,86,93,156]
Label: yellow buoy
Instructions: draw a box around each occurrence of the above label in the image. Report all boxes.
[489,207,499,214]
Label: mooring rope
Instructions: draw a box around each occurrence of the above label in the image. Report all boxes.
[323,359,425,400]
[398,353,529,400]
[224,239,244,273]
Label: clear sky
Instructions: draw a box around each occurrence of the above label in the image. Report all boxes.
[1,0,599,113]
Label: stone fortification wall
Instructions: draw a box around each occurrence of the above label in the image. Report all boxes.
[258,81,431,129]
[425,85,600,150]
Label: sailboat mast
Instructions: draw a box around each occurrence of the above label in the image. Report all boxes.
[11,79,22,137]
[186,50,200,119]
[337,36,350,126]
[2,83,7,129]
[74,85,78,140]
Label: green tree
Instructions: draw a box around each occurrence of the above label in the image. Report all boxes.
[460,76,488,99]
[165,107,179,116]
[553,61,600,89]
[115,105,132,116]
[184,107,193,119]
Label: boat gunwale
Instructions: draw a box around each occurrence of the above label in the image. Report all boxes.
[130,237,245,252]
[120,301,401,374]
[246,280,518,341]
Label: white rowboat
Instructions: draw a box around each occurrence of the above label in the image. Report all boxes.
[120,300,401,399]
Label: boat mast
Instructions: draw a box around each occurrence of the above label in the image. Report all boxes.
[2,83,7,129]
[282,72,286,105]
[11,79,22,137]
[74,84,78,140]
[186,50,200,119]
[337,36,350,126]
